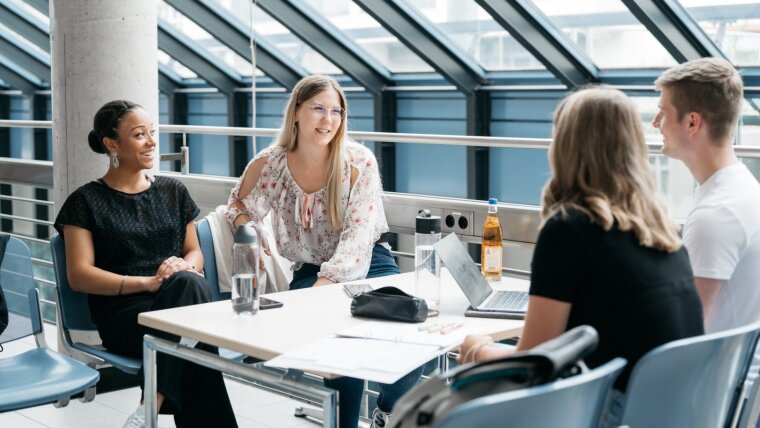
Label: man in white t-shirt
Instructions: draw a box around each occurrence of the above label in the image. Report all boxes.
[654,58,760,334]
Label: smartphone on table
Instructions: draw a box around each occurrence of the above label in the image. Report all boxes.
[260,297,283,310]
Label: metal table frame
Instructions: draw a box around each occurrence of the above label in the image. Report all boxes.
[142,335,338,428]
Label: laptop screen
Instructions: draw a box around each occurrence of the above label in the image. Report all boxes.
[434,234,492,307]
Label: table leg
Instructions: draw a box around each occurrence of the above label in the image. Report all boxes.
[322,386,338,428]
[143,335,158,428]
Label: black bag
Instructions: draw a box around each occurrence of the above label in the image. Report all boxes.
[389,325,599,428]
[0,234,10,337]
[350,286,428,323]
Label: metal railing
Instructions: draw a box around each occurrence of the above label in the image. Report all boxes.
[6,118,760,157]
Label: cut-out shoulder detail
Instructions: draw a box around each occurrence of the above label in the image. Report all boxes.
[350,165,359,189]
[237,156,269,200]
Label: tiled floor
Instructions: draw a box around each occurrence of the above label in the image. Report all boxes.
[0,323,324,428]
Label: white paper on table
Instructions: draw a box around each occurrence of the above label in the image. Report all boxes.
[264,337,441,384]
[337,321,481,349]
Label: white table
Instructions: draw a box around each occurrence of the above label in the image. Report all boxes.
[138,270,528,427]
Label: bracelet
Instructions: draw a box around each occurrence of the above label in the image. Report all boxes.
[118,275,127,296]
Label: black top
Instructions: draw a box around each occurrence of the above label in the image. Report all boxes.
[54,176,199,322]
[529,209,704,390]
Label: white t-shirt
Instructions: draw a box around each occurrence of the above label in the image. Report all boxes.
[683,162,760,333]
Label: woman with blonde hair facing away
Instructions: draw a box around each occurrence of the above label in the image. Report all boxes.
[458,87,704,394]
[226,75,421,428]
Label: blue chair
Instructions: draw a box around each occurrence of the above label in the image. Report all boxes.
[434,357,626,428]
[50,234,141,375]
[0,235,100,411]
[737,373,760,428]
[620,322,760,428]
[196,217,230,301]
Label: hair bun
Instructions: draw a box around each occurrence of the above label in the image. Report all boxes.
[87,130,106,154]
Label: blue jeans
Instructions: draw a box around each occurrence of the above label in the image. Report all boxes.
[290,244,424,428]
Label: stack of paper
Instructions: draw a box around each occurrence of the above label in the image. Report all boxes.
[265,320,487,383]
[265,337,440,384]
[336,320,480,349]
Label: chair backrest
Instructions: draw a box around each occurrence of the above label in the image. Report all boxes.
[620,322,760,428]
[196,218,229,301]
[0,235,41,344]
[434,358,626,428]
[50,234,97,331]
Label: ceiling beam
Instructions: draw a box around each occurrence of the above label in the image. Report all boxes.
[354,0,486,94]
[256,0,391,94]
[21,0,48,15]
[0,1,49,52]
[157,63,183,96]
[157,20,241,95]
[0,32,49,81]
[476,0,598,88]
[621,0,724,62]
[164,0,305,89]
[0,58,39,94]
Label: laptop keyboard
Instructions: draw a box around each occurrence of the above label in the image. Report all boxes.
[481,291,528,311]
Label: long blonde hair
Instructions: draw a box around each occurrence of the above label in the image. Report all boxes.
[276,75,348,230]
[542,87,681,252]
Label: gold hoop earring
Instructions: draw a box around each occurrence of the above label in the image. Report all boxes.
[110,152,120,168]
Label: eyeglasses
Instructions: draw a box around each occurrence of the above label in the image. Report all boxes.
[303,103,345,120]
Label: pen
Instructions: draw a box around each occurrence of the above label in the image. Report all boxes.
[439,322,464,335]
[418,322,439,332]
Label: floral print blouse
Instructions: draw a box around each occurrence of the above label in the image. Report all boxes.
[228,142,389,283]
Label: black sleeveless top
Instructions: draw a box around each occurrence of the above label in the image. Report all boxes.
[54,176,199,321]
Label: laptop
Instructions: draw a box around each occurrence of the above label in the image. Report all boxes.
[433,233,528,320]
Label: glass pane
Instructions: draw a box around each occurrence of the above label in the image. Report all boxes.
[679,1,760,66]
[301,0,433,72]
[158,50,197,79]
[629,96,661,140]
[216,0,343,75]
[649,154,696,220]
[158,1,252,77]
[530,0,677,68]
[401,0,546,70]
[740,98,760,146]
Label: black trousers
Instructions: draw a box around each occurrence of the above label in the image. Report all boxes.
[96,271,237,428]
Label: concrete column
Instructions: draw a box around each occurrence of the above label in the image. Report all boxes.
[51,0,159,213]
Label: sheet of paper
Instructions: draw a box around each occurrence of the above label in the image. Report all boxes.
[336,320,482,349]
[265,337,441,384]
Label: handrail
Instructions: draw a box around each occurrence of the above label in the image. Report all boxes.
[158,124,552,150]
[5,119,760,157]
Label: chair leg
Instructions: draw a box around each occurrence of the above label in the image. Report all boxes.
[54,397,70,408]
[79,386,97,403]
[294,406,323,422]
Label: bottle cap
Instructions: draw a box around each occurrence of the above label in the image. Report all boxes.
[416,209,441,234]
[234,223,258,244]
[488,198,498,205]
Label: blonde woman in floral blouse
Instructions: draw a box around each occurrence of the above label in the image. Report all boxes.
[226,75,421,428]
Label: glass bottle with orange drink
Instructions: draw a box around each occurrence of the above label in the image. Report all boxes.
[481,198,503,281]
